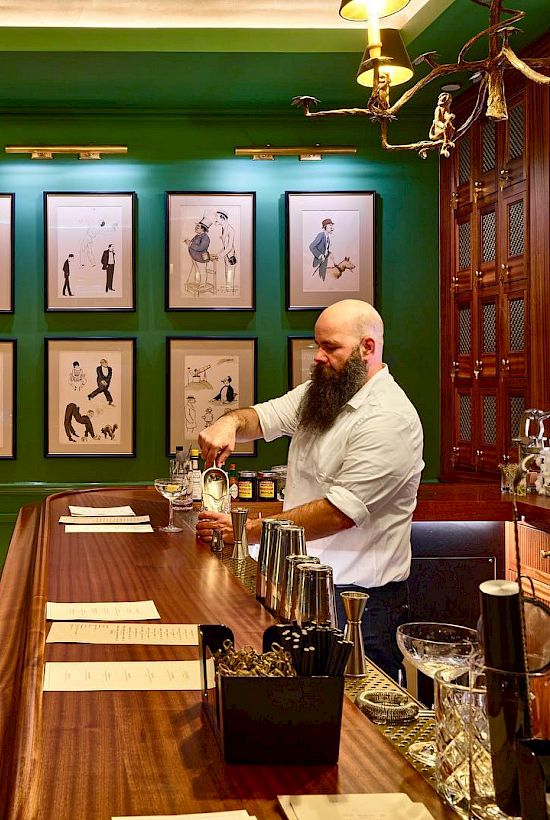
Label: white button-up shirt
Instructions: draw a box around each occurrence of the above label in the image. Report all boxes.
[253,365,424,587]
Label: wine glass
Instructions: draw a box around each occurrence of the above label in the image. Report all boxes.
[154,478,186,533]
[396,622,479,767]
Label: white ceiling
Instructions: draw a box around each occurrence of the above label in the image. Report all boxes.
[0,0,430,29]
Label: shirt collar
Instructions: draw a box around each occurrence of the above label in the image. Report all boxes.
[346,364,389,410]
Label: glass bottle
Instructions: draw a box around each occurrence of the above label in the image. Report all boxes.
[228,463,238,500]
[170,445,193,510]
[190,447,203,502]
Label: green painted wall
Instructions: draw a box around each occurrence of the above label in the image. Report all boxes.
[0,110,440,556]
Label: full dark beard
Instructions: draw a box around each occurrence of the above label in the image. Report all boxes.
[298,347,367,434]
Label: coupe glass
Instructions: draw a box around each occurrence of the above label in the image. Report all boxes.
[154,478,186,532]
[396,622,479,767]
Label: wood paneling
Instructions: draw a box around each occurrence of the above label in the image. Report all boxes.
[440,32,550,481]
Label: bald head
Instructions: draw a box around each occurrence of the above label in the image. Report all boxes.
[317,299,383,350]
[313,299,384,382]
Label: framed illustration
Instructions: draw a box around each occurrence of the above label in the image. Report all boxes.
[45,337,136,457]
[0,194,14,313]
[288,336,317,389]
[44,192,136,312]
[286,191,375,310]
[166,192,255,310]
[0,340,16,458]
[167,337,256,455]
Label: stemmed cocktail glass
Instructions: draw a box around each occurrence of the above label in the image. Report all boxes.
[154,478,186,533]
[396,622,479,767]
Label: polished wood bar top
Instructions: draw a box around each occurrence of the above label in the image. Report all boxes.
[0,487,458,820]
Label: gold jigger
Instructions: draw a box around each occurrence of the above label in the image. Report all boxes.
[230,508,249,560]
[341,591,369,676]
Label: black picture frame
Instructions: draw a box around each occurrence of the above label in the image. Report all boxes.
[288,335,316,390]
[0,194,15,314]
[286,191,376,310]
[0,339,16,459]
[45,337,136,457]
[166,336,257,456]
[165,191,256,311]
[44,192,136,312]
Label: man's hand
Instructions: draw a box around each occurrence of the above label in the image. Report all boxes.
[198,414,238,467]
[196,511,233,545]
[198,407,262,467]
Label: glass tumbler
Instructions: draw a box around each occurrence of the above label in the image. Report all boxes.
[434,667,521,820]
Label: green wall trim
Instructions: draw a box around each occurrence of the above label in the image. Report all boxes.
[0,27,365,53]
[0,482,149,494]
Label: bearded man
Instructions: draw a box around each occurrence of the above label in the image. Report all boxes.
[196,299,424,680]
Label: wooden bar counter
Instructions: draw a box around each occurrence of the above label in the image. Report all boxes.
[0,486,465,820]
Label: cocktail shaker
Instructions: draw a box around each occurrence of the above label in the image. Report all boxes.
[265,524,306,614]
[294,563,337,627]
[202,467,230,513]
[255,518,291,603]
[278,554,320,622]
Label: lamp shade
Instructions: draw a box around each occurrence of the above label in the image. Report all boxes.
[356,28,413,87]
[339,0,410,22]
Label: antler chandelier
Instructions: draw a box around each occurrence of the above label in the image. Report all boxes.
[293,0,550,158]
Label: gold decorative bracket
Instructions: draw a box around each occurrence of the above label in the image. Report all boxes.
[5,145,128,160]
[234,146,356,161]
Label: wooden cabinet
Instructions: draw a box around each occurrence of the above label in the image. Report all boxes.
[440,35,550,481]
[505,519,550,739]
[506,520,550,606]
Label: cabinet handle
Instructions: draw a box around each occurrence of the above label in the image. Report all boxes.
[474,359,483,379]
[501,357,510,371]
[499,169,512,190]
[473,181,483,202]
[451,360,460,380]
[451,446,459,467]
[500,263,510,283]
[474,449,484,469]
[541,549,550,560]
[450,192,459,210]
[451,275,459,290]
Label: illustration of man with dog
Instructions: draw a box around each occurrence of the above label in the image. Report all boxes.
[309,218,334,282]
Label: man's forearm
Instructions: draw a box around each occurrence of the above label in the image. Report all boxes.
[199,406,263,466]
[229,407,263,442]
[246,498,354,543]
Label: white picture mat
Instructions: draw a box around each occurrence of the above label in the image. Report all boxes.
[0,341,14,456]
[167,193,254,309]
[46,193,134,310]
[287,192,375,309]
[169,338,255,454]
[46,338,134,456]
[0,195,12,311]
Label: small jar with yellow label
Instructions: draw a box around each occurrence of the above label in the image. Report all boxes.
[238,470,258,501]
[257,471,277,501]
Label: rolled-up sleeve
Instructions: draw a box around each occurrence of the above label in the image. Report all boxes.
[325,409,421,525]
[253,383,307,442]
